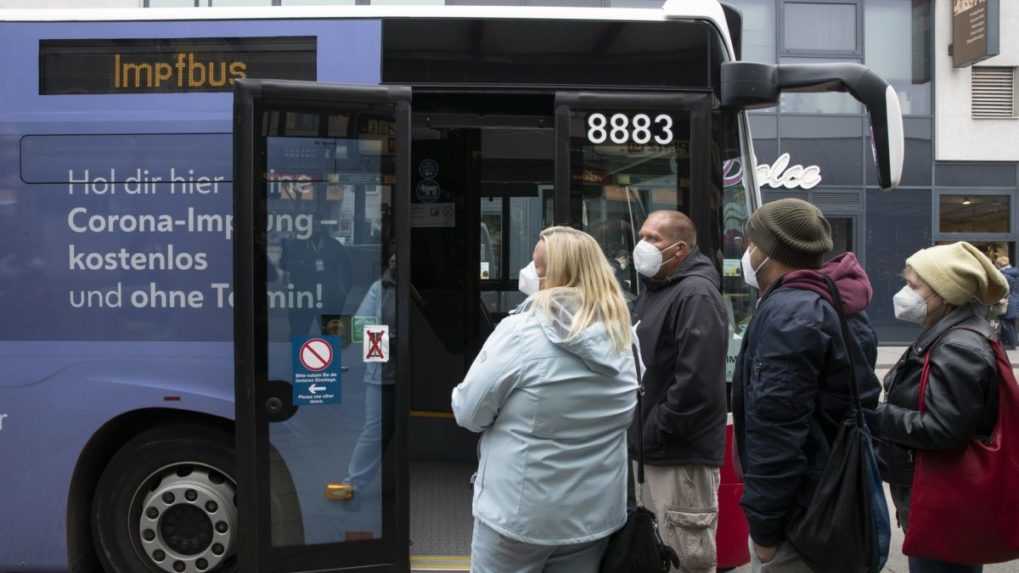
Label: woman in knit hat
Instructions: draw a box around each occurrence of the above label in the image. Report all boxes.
[877,241,1008,573]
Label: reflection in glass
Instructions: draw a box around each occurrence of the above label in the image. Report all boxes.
[480,198,503,280]
[717,111,754,383]
[263,109,395,546]
[939,195,1011,234]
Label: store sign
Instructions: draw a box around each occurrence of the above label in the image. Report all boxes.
[952,0,1000,68]
[755,153,822,190]
[39,37,316,94]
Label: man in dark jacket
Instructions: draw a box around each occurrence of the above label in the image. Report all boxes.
[630,211,728,573]
[732,198,881,571]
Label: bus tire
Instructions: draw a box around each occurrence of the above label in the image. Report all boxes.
[91,423,303,573]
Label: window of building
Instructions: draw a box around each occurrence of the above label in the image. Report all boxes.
[864,0,931,116]
[935,192,1018,283]
[145,0,202,6]
[146,0,279,5]
[783,1,859,55]
[725,0,777,63]
[939,194,1011,234]
[972,67,1018,120]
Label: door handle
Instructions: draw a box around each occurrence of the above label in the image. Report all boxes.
[265,380,298,422]
[266,397,284,416]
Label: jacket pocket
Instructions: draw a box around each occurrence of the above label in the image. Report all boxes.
[664,510,718,570]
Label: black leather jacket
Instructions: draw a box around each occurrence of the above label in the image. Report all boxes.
[876,305,1000,486]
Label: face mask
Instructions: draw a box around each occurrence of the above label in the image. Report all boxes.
[893,285,928,324]
[518,261,541,296]
[741,246,769,289]
[633,240,682,278]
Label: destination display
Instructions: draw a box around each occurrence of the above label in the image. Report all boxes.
[39,36,316,94]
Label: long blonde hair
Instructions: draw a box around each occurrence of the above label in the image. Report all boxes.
[532,226,633,352]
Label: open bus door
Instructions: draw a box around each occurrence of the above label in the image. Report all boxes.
[233,79,412,573]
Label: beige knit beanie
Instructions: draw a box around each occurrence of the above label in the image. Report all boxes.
[906,242,1009,305]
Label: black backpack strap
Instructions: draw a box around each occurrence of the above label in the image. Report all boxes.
[631,343,646,486]
[820,276,866,426]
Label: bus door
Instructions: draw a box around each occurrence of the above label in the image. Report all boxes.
[233,79,412,573]
[554,92,713,301]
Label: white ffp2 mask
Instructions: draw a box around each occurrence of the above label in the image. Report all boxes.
[741,247,769,289]
[893,285,928,324]
[518,261,541,296]
[633,240,681,278]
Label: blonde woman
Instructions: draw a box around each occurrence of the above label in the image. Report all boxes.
[452,226,639,573]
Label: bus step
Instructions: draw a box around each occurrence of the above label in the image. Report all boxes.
[410,555,470,571]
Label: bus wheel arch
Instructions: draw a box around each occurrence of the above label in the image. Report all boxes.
[68,409,303,573]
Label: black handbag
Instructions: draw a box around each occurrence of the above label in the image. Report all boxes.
[600,345,681,573]
[784,276,891,573]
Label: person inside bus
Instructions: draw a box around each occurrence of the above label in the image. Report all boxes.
[279,222,353,337]
[732,198,880,572]
[629,211,728,573]
[340,250,399,500]
[451,226,638,573]
[877,242,1006,573]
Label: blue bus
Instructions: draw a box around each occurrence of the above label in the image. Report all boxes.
[0,3,903,572]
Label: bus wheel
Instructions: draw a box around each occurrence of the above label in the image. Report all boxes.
[91,424,302,573]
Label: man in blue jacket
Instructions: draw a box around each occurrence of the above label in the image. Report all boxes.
[732,199,880,572]
[630,211,728,573]
[994,256,1018,349]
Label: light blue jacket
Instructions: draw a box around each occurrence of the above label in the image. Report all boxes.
[451,292,638,545]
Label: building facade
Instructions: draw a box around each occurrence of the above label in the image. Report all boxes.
[730,0,1018,343]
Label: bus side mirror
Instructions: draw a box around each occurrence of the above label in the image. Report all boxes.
[721,61,904,191]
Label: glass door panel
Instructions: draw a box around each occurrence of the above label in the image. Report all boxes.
[555,92,711,302]
[234,80,410,573]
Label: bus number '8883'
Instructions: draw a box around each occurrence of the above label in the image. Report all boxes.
[586,113,674,146]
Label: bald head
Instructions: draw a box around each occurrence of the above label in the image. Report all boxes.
[646,210,697,248]
[637,210,697,279]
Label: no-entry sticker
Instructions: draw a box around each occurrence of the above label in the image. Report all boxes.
[293,336,341,406]
[363,325,389,363]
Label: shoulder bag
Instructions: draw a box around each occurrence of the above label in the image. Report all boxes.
[902,330,1019,564]
[785,276,891,573]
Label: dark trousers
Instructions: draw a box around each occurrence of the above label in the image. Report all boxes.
[889,485,983,573]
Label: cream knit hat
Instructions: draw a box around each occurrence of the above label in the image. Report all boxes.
[906,242,1009,306]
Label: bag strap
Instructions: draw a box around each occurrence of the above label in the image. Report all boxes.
[631,343,647,486]
[918,351,933,413]
[820,275,866,426]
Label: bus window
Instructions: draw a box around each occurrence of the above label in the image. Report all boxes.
[566,107,694,302]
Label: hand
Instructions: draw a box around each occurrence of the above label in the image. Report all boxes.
[754,543,778,563]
